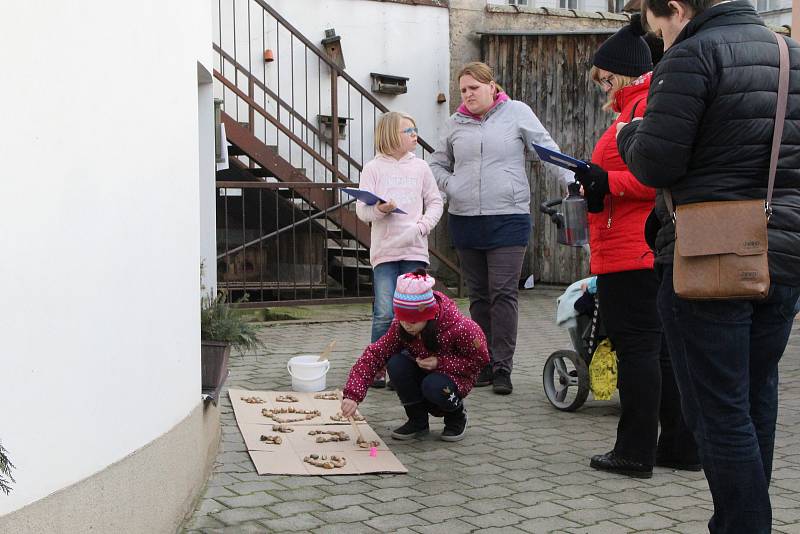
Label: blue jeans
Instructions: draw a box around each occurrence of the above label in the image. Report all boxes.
[371,260,427,343]
[657,265,800,534]
[386,353,462,413]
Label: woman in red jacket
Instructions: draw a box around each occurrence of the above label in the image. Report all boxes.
[341,270,489,442]
[574,15,698,478]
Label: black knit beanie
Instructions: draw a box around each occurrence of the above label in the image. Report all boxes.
[592,14,652,77]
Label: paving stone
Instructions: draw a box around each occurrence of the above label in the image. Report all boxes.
[227,480,286,495]
[258,512,326,532]
[196,498,226,514]
[267,500,329,517]
[413,504,477,523]
[410,491,470,507]
[367,486,425,502]
[217,493,279,508]
[363,513,429,531]
[462,510,526,529]
[211,507,276,525]
[203,485,236,499]
[566,520,632,533]
[312,524,381,534]
[319,493,379,510]
[614,512,677,530]
[184,514,226,530]
[517,516,582,533]
[312,505,376,524]
[362,497,425,515]
[514,501,571,519]
[410,518,479,534]
[320,481,380,496]
[273,487,330,501]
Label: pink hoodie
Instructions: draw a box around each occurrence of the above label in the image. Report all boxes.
[355,153,444,267]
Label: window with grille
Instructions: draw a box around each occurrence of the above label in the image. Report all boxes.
[559,0,579,8]
[508,0,529,5]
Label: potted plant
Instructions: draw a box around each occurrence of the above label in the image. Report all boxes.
[200,287,263,392]
[0,441,14,495]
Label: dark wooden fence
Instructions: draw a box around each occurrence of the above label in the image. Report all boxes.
[482,31,614,285]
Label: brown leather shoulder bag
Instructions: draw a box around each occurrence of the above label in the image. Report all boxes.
[666,32,790,300]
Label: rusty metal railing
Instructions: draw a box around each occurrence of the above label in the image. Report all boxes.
[217,181,374,305]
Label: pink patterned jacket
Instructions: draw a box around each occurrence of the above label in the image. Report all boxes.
[343,292,489,403]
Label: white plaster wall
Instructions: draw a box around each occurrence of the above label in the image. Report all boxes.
[213,0,450,182]
[0,0,212,514]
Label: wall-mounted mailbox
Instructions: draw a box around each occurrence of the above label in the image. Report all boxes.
[321,28,345,70]
[318,114,352,143]
[370,73,409,95]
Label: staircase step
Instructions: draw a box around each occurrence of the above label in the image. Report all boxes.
[228,145,247,156]
[249,167,275,178]
[329,256,372,270]
[327,238,364,250]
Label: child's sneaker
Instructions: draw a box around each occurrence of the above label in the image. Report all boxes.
[391,420,430,440]
[441,408,468,442]
[391,403,429,440]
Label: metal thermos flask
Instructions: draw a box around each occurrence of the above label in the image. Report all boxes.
[558,181,589,247]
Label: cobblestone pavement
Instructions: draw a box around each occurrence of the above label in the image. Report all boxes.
[184,289,800,534]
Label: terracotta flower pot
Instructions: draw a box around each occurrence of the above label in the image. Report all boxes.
[201,341,231,391]
[263,49,274,62]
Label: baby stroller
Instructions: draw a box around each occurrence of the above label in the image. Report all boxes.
[543,285,604,411]
[539,196,605,411]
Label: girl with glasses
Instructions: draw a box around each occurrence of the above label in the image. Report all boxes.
[355,111,444,389]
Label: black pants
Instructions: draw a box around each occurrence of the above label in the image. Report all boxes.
[386,353,462,414]
[597,269,697,466]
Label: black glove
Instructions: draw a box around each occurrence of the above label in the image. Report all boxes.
[574,163,609,213]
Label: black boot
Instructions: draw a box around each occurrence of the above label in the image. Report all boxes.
[475,364,493,387]
[441,406,468,442]
[391,403,430,440]
[590,450,653,478]
[492,369,513,395]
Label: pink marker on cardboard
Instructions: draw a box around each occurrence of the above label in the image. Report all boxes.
[369,446,377,457]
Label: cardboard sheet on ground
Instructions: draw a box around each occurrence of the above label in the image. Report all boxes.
[229,388,367,426]
[229,389,407,475]
[240,423,389,453]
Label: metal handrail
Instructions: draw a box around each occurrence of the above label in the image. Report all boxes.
[249,0,436,153]
[214,43,364,173]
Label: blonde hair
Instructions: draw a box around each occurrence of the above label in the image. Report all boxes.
[590,66,636,111]
[457,61,505,94]
[375,111,417,156]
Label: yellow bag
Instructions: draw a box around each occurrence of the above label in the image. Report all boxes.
[588,338,617,401]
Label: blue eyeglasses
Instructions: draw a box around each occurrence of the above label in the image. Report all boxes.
[400,127,418,135]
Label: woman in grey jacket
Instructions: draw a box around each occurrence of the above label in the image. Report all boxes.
[430,62,572,394]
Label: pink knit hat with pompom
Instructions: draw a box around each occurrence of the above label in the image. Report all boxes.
[393,270,439,322]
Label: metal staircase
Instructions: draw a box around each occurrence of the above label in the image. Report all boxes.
[213,0,461,304]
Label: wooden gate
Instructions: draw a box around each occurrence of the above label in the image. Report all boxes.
[482,31,614,285]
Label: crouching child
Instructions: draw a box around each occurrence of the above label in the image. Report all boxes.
[341,269,489,441]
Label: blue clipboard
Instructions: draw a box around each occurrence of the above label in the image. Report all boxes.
[531,143,590,172]
[341,188,407,214]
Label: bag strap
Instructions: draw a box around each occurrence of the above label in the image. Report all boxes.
[629,97,645,122]
[663,32,789,219]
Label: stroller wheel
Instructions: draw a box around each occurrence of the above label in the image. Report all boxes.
[542,349,590,411]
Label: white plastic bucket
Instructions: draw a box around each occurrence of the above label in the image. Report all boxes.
[287,355,331,392]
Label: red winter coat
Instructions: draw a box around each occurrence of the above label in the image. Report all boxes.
[589,73,655,275]
[343,292,489,403]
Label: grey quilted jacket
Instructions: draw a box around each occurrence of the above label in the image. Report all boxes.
[429,99,571,216]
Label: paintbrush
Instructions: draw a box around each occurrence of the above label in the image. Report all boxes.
[336,389,365,445]
[317,340,336,362]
